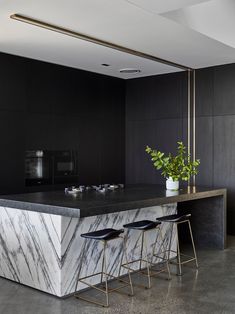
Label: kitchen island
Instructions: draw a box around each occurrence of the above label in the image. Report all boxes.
[0,185,226,297]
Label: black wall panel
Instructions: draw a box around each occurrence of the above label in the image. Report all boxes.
[195,67,214,117]
[214,64,235,115]
[195,116,213,187]
[195,64,235,234]
[0,52,125,193]
[125,71,188,185]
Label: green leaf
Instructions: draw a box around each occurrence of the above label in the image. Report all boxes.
[145,142,200,182]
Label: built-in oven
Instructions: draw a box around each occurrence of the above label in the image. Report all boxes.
[25,150,78,186]
[53,150,78,184]
[25,150,52,186]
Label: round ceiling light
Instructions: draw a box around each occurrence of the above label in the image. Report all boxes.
[119,68,141,74]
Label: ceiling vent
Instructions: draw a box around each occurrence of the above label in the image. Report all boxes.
[119,68,141,74]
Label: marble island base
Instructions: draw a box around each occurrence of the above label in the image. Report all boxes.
[0,204,177,297]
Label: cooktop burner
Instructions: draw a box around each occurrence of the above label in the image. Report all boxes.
[65,184,124,194]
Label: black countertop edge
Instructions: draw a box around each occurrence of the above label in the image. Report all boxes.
[0,186,226,218]
[79,188,227,218]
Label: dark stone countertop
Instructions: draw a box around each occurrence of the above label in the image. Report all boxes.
[0,185,226,218]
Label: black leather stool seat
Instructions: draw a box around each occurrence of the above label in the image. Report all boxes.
[81,228,124,240]
[156,214,191,223]
[123,220,161,230]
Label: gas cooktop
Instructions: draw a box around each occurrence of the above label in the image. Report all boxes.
[65,184,124,194]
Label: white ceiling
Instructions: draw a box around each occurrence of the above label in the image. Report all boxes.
[163,0,235,49]
[124,0,210,14]
[0,0,235,79]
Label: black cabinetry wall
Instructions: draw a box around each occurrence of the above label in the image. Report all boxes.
[125,71,188,185]
[196,64,235,235]
[125,64,235,235]
[0,52,125,194]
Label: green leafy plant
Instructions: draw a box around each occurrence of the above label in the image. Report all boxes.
[145,141,200,182]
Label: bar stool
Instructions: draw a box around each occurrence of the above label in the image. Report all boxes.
[120,220,171,289]
[75,228,133,307]
[156,214,198,276]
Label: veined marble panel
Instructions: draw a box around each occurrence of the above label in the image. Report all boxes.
[0,207,62,295]
[0,204,177,297]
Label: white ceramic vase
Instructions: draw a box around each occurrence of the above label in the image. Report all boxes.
[166,177,179,191]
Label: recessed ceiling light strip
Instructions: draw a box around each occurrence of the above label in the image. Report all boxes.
[10,13,191,71]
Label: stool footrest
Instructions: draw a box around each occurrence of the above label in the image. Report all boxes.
[121,258,170,276]
[153,254,170,261]
[78,278,106,294]
[170,256,197,265]
[79,271,103,281]
[165,249,197,265]
[121,258,149,267]
[76,270,134,307]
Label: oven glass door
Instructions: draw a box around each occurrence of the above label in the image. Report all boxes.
[56,161,74,174]
[53,150,78,183]
[25,150,52,186]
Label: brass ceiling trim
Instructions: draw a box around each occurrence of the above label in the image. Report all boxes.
[10,13,192,71]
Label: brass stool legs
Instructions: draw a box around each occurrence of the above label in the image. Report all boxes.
[118,235,134,294]
[169,219,198,276]
[120,226,171,290]
[151,227,172,281]
[75,237,133,307]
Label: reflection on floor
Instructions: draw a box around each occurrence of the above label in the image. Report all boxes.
[0,237,235,314]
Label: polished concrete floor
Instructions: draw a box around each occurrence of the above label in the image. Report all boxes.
[1,238,235,314]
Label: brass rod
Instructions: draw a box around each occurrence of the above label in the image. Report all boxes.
[75,295,109,307]
[10,13,192,71]
[78,279,107,293]
[188,220,198,268]
[180,258,196,264]
[187,69,191,186]
[192,70,196,186]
